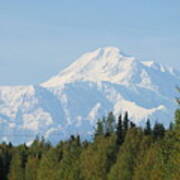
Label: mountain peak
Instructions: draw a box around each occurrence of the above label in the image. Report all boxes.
[0,47,179,144]
[78,46,122,63]
[97,46,121,56]
[42,47,136,87]
[89,46,120,54]
[42,47,179,90]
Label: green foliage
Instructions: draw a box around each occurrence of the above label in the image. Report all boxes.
[80,135,116,180]
[144,119,152,135]
[37,147,62,180]
[175,87,180,129]
[8,153,25,180]
[25,157,40,180]
[0,108,179,180]
[123,111,129,132]
[0,144,12,180]
[106,112,116,135]
[57,136,82,180]
[108,128,144,180]
[95,119,104,137]
[175,109,180,129]
[153,122,165,140]
[116,114,123,146]
[133,131,180,180]
[176,87,180,105]
[94,112,116,138]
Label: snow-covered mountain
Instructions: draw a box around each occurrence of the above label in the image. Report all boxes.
[0,47,179,144]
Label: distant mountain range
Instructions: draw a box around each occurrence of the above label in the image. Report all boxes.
[0,47,179,144]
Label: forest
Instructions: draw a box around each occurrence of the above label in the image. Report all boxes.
[0,93,179,180]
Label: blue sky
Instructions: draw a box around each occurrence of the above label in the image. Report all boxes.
[0,0,180,85]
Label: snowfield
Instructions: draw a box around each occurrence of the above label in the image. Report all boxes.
[0,47,179,144]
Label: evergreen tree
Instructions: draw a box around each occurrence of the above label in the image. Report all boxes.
[29,136,51,159]
[81,135,116,180]
[8,153,25,180]
[169,122,174,130]
[108,128,143,180]
[133,144,164,180]
[37,148,62,180]
[175,109,180,130]
[144,119,152,135]
[167,131,180,180]
[134,131,180,180]
[76,135,81,147]
[0,155,3,179]
[105,112,116,136]
[25,156,40,180]
[95,118,104,137]
[153,122,165,140]
[176,87,180,104]
[175,87,180,129]
[0,105,179,180]
[130,121,136,128]
[57,136,82,180]
[8,142,13,148]
[0,144,12,180]
[122,111,129,138]
[116,114,123,146]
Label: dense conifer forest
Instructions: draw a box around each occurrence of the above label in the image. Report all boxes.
[0,92,180,180]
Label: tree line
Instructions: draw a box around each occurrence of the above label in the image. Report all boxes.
[0,94,180,180]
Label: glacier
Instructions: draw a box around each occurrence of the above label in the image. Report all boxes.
[0,47,179,144]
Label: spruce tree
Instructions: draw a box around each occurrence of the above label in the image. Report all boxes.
[37,148,62,180]
[176,87,180,104]
[123,111,129,137]
[153,122,165,140]
[25,156,40,180]
[130,121,136,128]
[175,109,180,130]
[105,112,116,136]
[175,87,180,129]
[95,118,104,137]
[116,114,123,146]
[81,135,116,180]
[144,119,152,135]
[169,122,174,130]
[0,154,4,180]
[108,128,144,180]
[0,145,12,180]
[8,153,25,180]
[57,137,82,180]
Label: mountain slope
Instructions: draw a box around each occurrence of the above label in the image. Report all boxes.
[42,47,179,95]
[0,47,179,144]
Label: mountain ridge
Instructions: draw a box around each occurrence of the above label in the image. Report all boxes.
[0,47,179,144]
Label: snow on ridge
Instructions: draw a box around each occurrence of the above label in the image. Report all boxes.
[42,47,137,87]
[0,47,179,144]
[42,47,179,90]
[141,60,180,77]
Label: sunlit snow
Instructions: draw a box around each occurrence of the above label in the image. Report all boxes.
[0,47,179,144]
